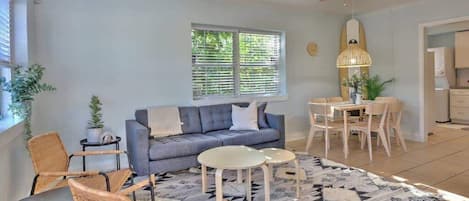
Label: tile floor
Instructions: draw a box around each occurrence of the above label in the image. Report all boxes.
[286,126,469,199]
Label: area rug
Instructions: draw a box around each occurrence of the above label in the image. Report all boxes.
[134,155,442,201]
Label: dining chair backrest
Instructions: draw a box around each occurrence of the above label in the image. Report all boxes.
[327,97,344,103]
[365,102,388,128]
[310,98,327,103]
[375,97,402,122]
[308,103,335,125]
[68,179,131,201]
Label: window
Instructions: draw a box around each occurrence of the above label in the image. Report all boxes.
[0,0,11,65]
[192,24,283,100]
[0,0,12,120]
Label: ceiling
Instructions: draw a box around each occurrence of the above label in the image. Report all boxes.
[229,0,421,15]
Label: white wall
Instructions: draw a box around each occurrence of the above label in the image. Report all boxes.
[0,123,34,201]
[31,0,345,169]
[358,0,469,141]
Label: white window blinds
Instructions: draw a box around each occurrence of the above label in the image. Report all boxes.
[0,0,10,65]
[239,32,280,95]
[192,25,282,99]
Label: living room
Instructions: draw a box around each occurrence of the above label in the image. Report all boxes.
[2,0,469,200]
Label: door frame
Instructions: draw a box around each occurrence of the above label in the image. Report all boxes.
[418,16,469,142]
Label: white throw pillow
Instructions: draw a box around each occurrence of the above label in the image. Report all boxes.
[230,102,259,131]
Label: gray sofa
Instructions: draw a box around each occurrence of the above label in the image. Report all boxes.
[126,102,285,176]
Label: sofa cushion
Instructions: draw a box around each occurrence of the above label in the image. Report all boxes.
[135,107,202,134]
[206,128,280,146]
[199,103,235,133]
[179,106,202,134]
[149,134,221,160]
[257,102,269,128]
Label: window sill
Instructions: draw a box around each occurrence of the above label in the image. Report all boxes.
[0,116,24,147]
[192,95,288,106]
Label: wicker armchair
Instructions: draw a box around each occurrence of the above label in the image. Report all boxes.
[68,177,155,201]
[28,132,156,201]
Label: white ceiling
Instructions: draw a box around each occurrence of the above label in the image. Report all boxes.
[229,0,421,15]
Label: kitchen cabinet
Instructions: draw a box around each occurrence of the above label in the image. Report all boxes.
[450,89,469,123]
[455,31,469,68]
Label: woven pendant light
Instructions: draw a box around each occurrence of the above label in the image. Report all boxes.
[336,39,372,68]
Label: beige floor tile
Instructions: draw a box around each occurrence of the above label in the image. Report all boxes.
[359,158,421,176]
[395,160,467,185]
[286,126,469,198]
[434,172,469,198]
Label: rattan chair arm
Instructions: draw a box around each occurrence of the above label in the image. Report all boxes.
[71,150,126,156]
[38,171,101,177]
[118,180,150,195]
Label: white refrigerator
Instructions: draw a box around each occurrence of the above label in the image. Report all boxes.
[428,47,455,123]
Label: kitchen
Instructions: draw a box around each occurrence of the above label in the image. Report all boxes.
[428,21,469,128]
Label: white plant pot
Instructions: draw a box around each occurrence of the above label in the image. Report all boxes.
[87,128,103,143]
[355,94,362,105]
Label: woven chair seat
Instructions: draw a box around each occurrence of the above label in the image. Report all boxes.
[54,169,132,193]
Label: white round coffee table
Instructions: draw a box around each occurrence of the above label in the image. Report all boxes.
[260,148,300,198]
[198,146,271,201]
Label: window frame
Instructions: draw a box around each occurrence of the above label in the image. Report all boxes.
[191,23,287,102]
[0,0,14,120]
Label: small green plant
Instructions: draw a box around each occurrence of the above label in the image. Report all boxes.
[0,64,55,141]
[365,75,394,100]
[88,95,104,129]
[342,72,368,94]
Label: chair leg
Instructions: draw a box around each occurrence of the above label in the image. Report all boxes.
[30,175,40,195]
[378,128,391,157]
[387,126,392,152]
[367,130,373,161]
[360,132,366,150]
[395,127,408,152]
[325,129,329,158]
[305,126,316,152]
[377,133,380,147]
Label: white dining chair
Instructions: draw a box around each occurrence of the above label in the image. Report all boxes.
[306,99,346,158]
[350,102,391,161]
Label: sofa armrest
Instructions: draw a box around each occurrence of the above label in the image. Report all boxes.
[126,120,150,175]
[266,113,285,148]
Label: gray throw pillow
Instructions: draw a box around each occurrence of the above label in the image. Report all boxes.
[257,102,269,128]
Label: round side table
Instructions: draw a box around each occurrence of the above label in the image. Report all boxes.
[79,136,121,171]
[197,146,271,201]
[260,148,300,198]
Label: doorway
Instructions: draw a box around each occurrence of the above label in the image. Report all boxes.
[419,16,469,140]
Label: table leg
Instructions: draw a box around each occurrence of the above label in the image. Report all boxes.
[261,164,270,201]
[294,159,300,198]
[215,169,224,201]
[201,165,208,193]
[116,143,120,170]
[237,169,243,183]
[246,168,252,201]
[343,110,349,159]
[82,146,86,171]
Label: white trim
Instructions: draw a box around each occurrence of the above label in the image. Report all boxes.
[192,95,288,106]
[418,16,469,142]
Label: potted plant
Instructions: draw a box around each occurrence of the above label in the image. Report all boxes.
[342,72,367,104]
[87,95,104,143]
[0,64,55,141]
[365,75,394,100]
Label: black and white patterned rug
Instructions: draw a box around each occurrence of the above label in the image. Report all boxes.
[135,155,442,201]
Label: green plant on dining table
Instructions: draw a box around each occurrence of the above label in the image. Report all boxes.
[365,75,394,100]
[0,64,56,141]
